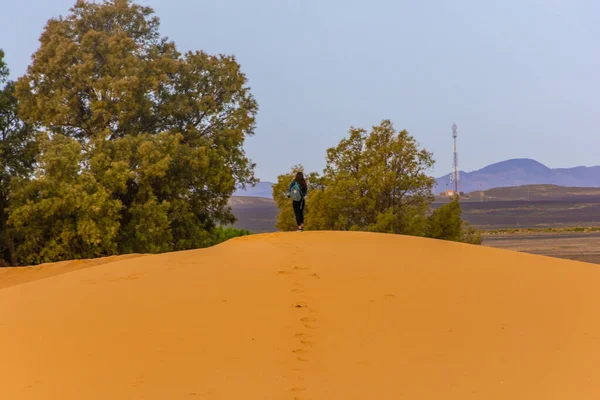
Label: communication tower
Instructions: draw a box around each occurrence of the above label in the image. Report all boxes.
[452,123,459,195]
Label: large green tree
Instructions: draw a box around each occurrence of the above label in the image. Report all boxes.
[10,0,258,264]
[0,50,36,265]
[318,120,435,233]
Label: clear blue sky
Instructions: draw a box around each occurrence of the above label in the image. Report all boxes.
[1,0,598,181]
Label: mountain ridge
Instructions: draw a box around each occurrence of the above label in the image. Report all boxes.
[234,158,600,198]
[435,158,600,193]
[233,181,275,198]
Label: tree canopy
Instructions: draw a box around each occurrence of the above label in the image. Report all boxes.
[273,120,481,244]
[0,50,36,265]
[5,0,258,265]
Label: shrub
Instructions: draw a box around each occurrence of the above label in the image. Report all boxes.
[211,227,252,246]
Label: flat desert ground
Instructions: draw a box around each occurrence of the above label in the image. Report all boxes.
[2,231,600,399]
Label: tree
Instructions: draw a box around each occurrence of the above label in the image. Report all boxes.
[11,0,258,263]
[0,51,6,79]
[275,120,435,233]
[0,50,36,265]
[359,120,435,234]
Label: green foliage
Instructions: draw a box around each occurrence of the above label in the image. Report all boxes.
[0,50,7,81]
[275,120,436,233]
[211,226,252,245]
[425,197,482,244]
[461,223,482,245]
[425,197,463,241]
[273,120,481,245]
[6,0,258,265]
[317,121,436,233]
[0,50,37,266]
[8,134,123,265]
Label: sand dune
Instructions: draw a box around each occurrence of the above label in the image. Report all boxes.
[2,231,600,399]
[0,254,145,290]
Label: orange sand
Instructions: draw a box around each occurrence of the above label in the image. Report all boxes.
[1,231,600,399]
[0,254,145,290]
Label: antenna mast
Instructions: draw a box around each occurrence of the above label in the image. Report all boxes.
[452,123,459,195]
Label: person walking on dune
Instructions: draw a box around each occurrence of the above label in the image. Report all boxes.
[288,172,308,231]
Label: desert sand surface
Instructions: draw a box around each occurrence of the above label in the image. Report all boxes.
[484,232,600,264]
[0,254,145,290]
[2,231,600,399]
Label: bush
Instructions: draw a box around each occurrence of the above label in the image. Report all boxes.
[425,198,463,241]
[425,197,482,245]
[461,223,482,245]
[211,227,252,246]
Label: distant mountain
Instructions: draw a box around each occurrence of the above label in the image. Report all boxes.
[234,159,600,198]
[233,181,275,198]
[435,159,600,193]
[227,196,278,232]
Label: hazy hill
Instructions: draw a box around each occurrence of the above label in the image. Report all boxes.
[435,158,600,193]
[233,181,275,198]
[228,196,278,233]
[234,159,600,199]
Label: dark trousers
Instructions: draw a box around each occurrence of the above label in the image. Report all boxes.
[292,200,304,226]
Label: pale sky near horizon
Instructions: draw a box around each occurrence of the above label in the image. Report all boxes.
[1,0,598,181]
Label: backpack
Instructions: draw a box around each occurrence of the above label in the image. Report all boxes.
[289,181,304,202]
